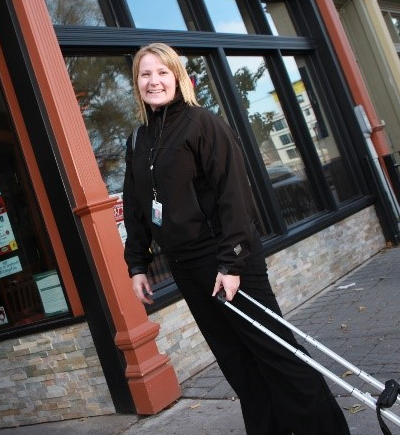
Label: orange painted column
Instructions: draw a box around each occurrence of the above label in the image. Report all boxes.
[12,0,181,414]
[315,0,390,158]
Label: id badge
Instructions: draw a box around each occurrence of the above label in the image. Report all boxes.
[152,200,163,226]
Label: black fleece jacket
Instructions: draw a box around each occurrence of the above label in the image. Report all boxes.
[123,96,256,277]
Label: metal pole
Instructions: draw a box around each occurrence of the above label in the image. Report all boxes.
[238,289,400,405]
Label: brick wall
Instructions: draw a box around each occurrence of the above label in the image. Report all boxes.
[0,205,386,427]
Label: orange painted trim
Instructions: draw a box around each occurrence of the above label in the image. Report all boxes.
[315,0,391,157]
[0,45,83,316]
[73,197,117,217]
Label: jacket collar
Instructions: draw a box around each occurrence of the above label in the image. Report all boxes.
[145,92,186,130]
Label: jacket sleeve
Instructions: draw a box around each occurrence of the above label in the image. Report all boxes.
[123,135,153,277]
[195,112,255,275]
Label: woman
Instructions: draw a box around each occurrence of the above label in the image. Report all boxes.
[123,43,350,435]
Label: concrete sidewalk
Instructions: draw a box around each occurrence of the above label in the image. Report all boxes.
[1,246,399,434]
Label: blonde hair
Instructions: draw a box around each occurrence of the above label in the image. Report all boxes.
[132,43,200,124]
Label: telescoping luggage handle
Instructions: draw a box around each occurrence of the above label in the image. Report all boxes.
[216,289,400,435]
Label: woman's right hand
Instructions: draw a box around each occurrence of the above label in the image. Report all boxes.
[132,274,153,304]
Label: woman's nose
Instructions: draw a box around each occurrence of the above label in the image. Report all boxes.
[149,74,159,85]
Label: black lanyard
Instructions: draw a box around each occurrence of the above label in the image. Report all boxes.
[149,143,159,201]
[148,108,167,201]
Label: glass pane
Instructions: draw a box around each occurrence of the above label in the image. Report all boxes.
[204,0,248,34]
[182,56,223,117]
[66,56,135,195]
[44,0,107,26]
[290,56,360,203]
[0,90,70,330]
[65,55,172,286]
[227,55,320,227]
[127,0,188,30]
[391,15,400,39]
[260,1,299,36]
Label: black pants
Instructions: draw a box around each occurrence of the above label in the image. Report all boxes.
[169,240,350,435]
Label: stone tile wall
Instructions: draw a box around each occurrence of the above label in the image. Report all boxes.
[0,324,114,428]
[0,206,386,426]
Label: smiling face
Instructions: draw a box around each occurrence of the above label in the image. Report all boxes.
[137,53,177,111]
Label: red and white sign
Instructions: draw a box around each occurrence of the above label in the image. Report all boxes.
[110,193,127,245]
[0,193,18,256]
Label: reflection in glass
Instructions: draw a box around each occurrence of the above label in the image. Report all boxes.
[391,16,400,39]
[227,56,319,226]
[44,0,106,26]
[289,56,359,203]
[65,55,172,286]
[65,56,135,194]
[182,56,223,116]
[204,0,248,34]
[260,1,298,36]
[127,0,188,30]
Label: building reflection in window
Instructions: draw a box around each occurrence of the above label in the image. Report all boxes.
[260,1,299,36]
[227,55,319,226]
[44,0,107,26]
[290,56,360,203]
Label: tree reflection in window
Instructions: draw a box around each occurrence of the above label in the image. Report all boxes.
[184,56,222,116]
[44,0,106,26]
[231,60,280,163]
[227,56,320,226]
[65,56,136,194]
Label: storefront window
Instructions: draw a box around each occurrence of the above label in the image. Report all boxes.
[127,0,188,31]
[0,90,70,330]
[44,0,107,26]
[227,55,320,226]
[290,56,360,203]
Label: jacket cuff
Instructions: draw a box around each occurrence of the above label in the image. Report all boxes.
[217,265,241,276]
[129,266,147,278]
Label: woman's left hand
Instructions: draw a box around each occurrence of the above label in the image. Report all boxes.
[212,272,240,301]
